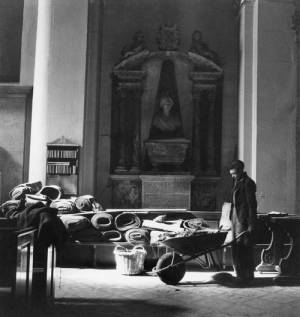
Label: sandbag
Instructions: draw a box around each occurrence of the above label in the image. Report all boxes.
[91,212,113,231]
[114,212,141,232]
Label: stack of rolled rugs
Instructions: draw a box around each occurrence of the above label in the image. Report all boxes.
[59,211,209,245]
[60,212,150,244]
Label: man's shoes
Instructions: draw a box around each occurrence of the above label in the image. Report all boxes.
[234,277,254,287]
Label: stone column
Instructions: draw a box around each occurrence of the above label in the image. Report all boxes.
[114,86,127,173]
[192,88,202,174]
[80,0,104,195]
[238,0,255,174]
[130,88,142,173]
[240,0,297,212]
[206,86,217,175]
[296,6,300,214]
[28,0,52,183]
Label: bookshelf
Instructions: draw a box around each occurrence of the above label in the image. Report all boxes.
[46,137,80,196]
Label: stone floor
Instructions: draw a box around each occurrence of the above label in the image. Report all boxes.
[7,267,299,317]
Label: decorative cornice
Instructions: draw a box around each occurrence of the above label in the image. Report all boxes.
[112,70,146,82]
[0,85,33,97]
[117,82,143,91]
[190,72,222,83]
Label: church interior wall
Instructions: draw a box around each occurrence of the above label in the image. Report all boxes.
[97,0,239,208]
[1,0,300,214]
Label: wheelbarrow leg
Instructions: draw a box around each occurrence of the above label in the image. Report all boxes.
[208,251,222,270]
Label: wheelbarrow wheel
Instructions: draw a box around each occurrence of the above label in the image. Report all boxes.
[156,252,186,285]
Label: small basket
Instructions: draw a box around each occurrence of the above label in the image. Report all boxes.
[114,245,147,275]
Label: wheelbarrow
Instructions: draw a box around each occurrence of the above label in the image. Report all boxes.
[152,229,247,285]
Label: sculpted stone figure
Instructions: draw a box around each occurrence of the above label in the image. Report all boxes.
[120,30,147,60]
[189,30,219,64]
[150,96,183,139]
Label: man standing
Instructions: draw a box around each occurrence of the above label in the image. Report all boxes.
[229,160,257,285]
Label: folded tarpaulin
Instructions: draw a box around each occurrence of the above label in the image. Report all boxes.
[114,212,141,231]
[91,212,113,231]
[124,228,150,245]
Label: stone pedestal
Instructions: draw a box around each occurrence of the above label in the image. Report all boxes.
[140,175,194,209]
[110,174,141,208]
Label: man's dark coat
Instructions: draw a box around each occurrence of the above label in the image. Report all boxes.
[231,172,257,231]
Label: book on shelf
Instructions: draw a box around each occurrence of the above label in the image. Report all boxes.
[46,164,77,175]
[47,161,71,165]
[46,137,80,194]
[47,149,78,159]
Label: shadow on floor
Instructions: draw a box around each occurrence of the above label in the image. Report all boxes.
[2,298,190,317]
[179,272,275,288]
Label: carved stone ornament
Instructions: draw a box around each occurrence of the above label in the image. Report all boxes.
[189,30,220,65]
[120,30,148,61]
[156,24,180,51]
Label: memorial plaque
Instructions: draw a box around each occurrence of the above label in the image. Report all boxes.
[140,175,194,209]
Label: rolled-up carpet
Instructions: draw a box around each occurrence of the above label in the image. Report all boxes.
[60,215,91,232]
[91,212,113,231]
[37,185,62,201]
[0,200,24,218]
[150,230,176,245]
[71,227,103,242]
[114,212,141,232]
[124,228,150,245]
[9,181,42,200]
[182,218,209,230]
[50,199,77,214]
[102,230,123,242]
[74,195,104,211]
[25,194,49,207]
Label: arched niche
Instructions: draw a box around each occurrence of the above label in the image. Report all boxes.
[111,49,223,175]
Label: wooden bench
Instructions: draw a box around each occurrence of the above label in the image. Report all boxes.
[0,223,36,308]
[0,217,56,309]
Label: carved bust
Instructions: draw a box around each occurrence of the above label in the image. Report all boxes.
[150,96,183,139]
